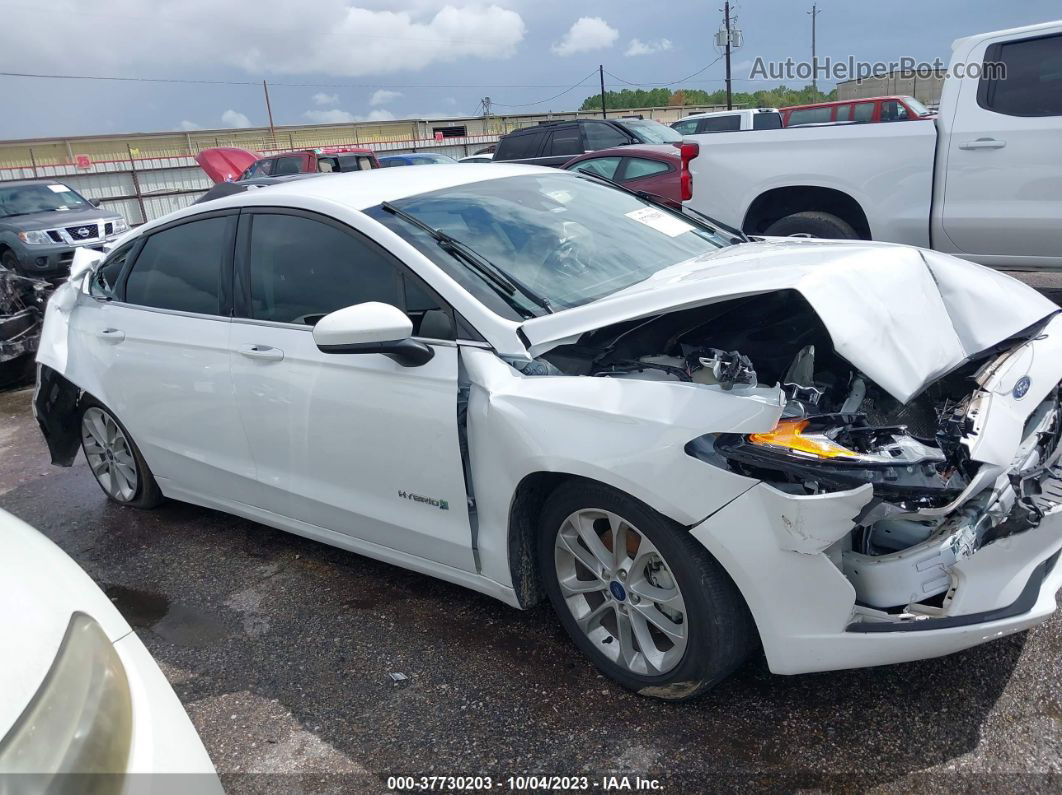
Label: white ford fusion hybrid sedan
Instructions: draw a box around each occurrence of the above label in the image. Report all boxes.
[34,164,1062,700]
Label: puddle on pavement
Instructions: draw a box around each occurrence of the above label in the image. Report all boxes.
[105,583,228,647]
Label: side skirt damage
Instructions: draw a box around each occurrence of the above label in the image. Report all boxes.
[33,364,83,467]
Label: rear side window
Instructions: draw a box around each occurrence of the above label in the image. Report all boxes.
[338,155,375,171]
[548,128,584,157]
[979,33,1062,117]
[853,102,875,122]
[496,131,543,160]
[569,156,622,179]
[584,123,630,150]
[671,119,699,134]
[124,216,233,315]
[623,158,670,180]
[787,107,833,125]
[753,112,783,130]
[698,115,741,132]
[245,213,402,325]
[833,104,853,121]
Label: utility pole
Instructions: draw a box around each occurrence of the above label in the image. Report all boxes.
[262,80,276,148]
[482,96,492,132]
[599,65,607,118]
[724,1,733,110]
[808,3,823,96]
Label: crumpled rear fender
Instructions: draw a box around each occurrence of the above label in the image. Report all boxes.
[460,347,784,588]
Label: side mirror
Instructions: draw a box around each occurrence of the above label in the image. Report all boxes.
[312,302,434,367]
[89,198,102,207]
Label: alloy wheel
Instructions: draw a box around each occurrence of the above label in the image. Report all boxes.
[553,508,688,675]
[82,407,139,502]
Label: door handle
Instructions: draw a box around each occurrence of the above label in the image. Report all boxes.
[97,328,125,343]
[959,138,1006,150]
[238,343,284,362]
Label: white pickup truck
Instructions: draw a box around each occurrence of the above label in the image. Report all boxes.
[686,19,1062,270]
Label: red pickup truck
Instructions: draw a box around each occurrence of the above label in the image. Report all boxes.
[196,146,380,183]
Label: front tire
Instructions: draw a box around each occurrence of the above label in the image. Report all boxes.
[763,210,859,239]
[538,481,756,701]
[1,249,18,272]
[80,401,163,509]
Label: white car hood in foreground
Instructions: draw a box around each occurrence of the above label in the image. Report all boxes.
[520,240,1058,404]
[0,509,131,732]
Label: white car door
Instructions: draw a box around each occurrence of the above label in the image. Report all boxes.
[937,27,1062,267]
[227,208,476,571]
[72,210,260,503]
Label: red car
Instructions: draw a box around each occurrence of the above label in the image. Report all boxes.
[195,146,380,184]
[780,95,935,126]
[561,143,698,207]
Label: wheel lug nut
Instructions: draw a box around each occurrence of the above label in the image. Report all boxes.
[629,594,640,605]
[618,569,627,581]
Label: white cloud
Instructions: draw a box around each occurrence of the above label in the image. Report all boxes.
[312,92,339,105]
[625,38,672,57]
[552,17,618,56]
[370,89,402,106]
[221,109,253,128]
[0,1,526,78]
[179,120,203,131]
[303,108,396,124]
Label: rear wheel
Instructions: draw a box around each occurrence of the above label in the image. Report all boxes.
[80,402,163,509]
[538,481,756,701]
[764,210,859,239]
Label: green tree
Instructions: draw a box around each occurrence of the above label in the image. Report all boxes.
[579,84,836,111]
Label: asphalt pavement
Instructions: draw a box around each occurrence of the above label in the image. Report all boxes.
[2,272,1062,793]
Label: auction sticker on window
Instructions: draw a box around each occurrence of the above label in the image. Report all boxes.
[624,207,694,237]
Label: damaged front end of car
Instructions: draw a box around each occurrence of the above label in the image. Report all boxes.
[1,270,52,388]
[527,283,1062,646]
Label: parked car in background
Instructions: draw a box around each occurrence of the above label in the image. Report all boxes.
[493,118,681,167]
[378,153,460,167]
[35,165,1062,701]
[671,109,782,134]
[0,508,221,788]
[195,146,380,184]
[781,96,934,126]
[459,154,494,163]
[562,143,698,206]
[685,19,1062,269]
[0,181,129,278]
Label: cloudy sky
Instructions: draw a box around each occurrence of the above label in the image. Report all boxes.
[0,0,1058,139]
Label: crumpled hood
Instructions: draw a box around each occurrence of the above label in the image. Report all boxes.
[0,509,131,731]
[194,146,259,184]
[521,239,1058,403]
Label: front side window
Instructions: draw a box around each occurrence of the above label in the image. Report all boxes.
[569,156,622,180]
[853,102,875,122]
[124,216,232,315]
[273,156,303,176]
[0,184,90,217]
[880,101,909,122]
[245,213,402,326]
[623,158,671,180]
[90,242,135,299]
[583,123,630,150]
[979,33,1062,117]
[368,173,731,317]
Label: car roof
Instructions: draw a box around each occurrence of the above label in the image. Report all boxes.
[781,96,907,110]
[0,179,75,188]
[565,144,679,162]
[152,163,561,230]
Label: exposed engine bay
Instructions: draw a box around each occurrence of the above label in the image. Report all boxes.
[533,290,1062,615]
[0,270,52,389]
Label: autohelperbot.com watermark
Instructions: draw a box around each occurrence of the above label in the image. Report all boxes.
[749,55,1005,82]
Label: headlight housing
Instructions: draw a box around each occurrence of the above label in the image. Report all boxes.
[17,230,52,246]
[0,612,132,782]
[111,218,129,234]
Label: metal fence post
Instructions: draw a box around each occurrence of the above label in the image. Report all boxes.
[126,144,147,225]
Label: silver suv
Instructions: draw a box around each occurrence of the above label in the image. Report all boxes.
[0,181,129,277]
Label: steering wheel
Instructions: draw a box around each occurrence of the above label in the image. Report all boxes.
[541,240,590,279]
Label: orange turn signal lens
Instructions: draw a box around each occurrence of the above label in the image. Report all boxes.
[748,419,858,459]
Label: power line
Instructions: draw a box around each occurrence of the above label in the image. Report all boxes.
[490,70,600,108]
[603,54,725,88]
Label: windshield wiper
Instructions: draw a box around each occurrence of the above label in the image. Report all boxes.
[380,201,553,316]
[574,172,748,243]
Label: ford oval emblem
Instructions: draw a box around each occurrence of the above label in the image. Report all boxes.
[1013,375,1032,400]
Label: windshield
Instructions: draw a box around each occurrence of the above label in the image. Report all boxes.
[622,119,683,144]
[0,184,90,217]
[368,173,731,319]
[903,96,934,117]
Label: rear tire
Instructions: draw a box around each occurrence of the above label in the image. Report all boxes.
[537,480,756,701]
[764,210,859,239]
[80,399,163,509]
